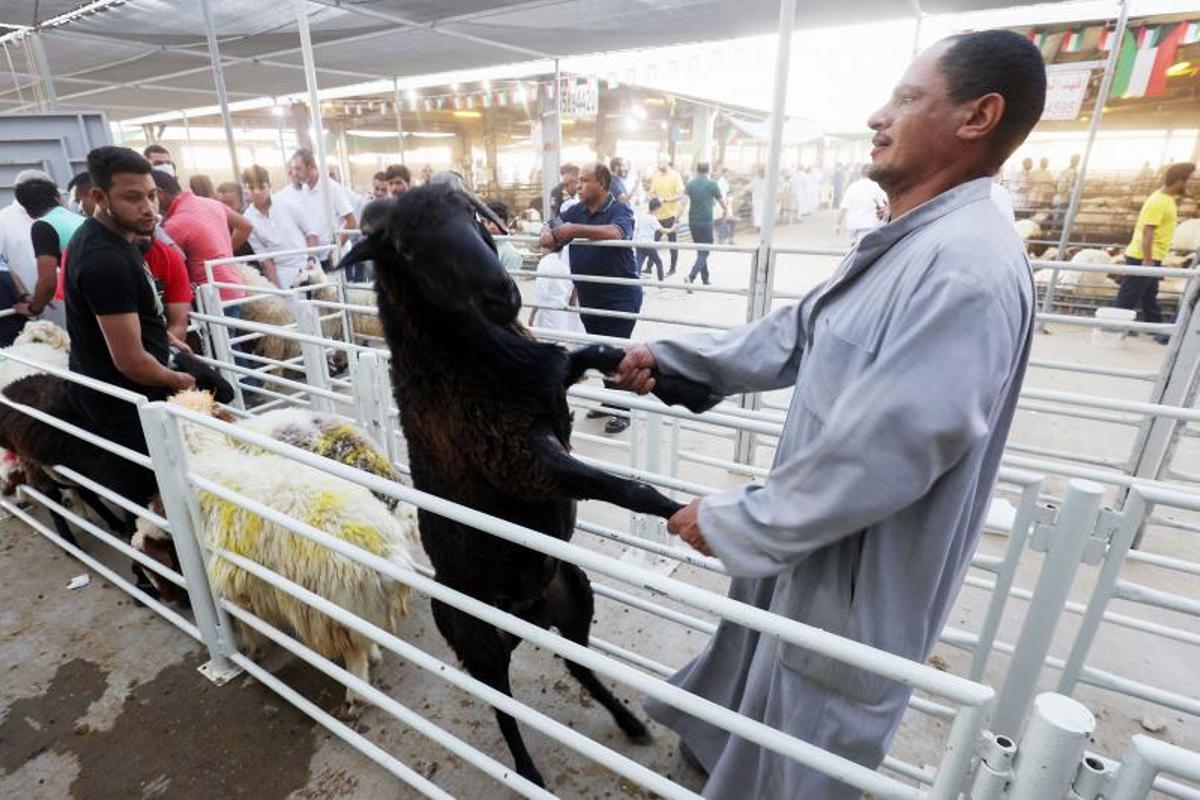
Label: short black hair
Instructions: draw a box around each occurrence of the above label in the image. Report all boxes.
[67,171,92,193]
[649,197,662,211]
[143,143,170,159]
[696,162,710,174]
[291,147,316,168]
[88,145,152,193]
[152,167,182,197]
[385,163,411,183]
[216,181,241,195]
[373,170,388,182]
[591,162,612,190]
[937,30,1047,165]
[242,164,270,187]
[1164,162,1196,187]
[14,179,60,217]
[609,156,623,171]
[485,200,511,223]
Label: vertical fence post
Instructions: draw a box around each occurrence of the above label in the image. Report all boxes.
[198,284,245,410]
[294,301,334,414]
[968,474,1045,682]
[1056,489,1148,696]
[138,403,241,684]
[1126,272,1200,546]
[734,247,765,465]
[352,349,391,456]
[991,479,1103,738]
[1006,694,1096,800]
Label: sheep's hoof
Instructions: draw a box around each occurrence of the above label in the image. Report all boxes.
[368,643,382,665]
[622,719,653,746]
[335,699,364,722]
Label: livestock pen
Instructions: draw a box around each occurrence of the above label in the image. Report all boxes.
[3,234,1200,799]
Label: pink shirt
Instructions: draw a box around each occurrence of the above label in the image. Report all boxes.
[162,191,246,301]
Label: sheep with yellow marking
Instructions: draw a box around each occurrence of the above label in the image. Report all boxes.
[133,391,416,715]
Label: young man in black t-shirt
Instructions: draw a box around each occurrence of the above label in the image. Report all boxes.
[64,147,195,468]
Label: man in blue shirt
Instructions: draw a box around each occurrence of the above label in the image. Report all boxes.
[609,157,630,205]
[541,161,641,433]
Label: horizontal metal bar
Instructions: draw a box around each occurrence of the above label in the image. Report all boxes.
[0,393,153,469]
[228,651,456,800]
[189,312,375,355]
[1016,399,1144,427]
[1125,548,1200,577]
[217,599,540,799]
[592,582,719,634]
[1027,357,1158,381]
[589,635,674,677]
[0,348,148,404]
[164,402,992,708]
[0,499,200,642]
[679,449,770,478]
[1076,664,1200,716]
[577,520,726,574]
[1037,312,1175,334]
[193,353,346,402]
[49,464,170,529]
[1003,441,1128,469]
[509,268,749,296]
[1030,260,1196,279]
[1114,580,1200,617]
[17,484,185,590]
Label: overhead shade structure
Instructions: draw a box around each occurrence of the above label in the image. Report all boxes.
[727,114,828,145]
[0,0,1073,121]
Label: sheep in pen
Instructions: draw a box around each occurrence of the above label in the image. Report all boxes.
[334,183,721,786]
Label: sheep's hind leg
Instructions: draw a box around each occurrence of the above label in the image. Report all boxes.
[338,644,372,721]
[430,598,544,787]
[536,435,683,519]
[549,563,650,743]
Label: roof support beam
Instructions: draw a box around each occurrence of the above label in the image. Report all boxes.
[305,0,556,60]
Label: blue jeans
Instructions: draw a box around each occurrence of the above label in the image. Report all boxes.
[687,221,714,285]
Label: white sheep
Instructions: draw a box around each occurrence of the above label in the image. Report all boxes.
[0,320,70,391]
[133,391,416,714]
[1015,218,1042,243]
[1173,218,1200,255]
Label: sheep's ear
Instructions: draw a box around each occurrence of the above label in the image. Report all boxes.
[335,237,379,273]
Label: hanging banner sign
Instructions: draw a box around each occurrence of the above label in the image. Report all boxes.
[1043,67,1091,121]
[559,76,598,117]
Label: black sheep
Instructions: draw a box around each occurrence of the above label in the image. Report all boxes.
[339,185,720,786]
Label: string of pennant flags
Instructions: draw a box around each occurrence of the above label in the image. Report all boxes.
[1028,19,1200,99]
[325,76,606,117]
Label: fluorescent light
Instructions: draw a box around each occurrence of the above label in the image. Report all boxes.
[452,110,482,119]
[347,129,401,138]
[409,131,455,139]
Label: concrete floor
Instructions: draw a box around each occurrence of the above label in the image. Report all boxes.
[2,211,1197,798]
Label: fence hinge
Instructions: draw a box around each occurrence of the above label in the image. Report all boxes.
[1083,507,1123,566]
[1028,502,1060,552]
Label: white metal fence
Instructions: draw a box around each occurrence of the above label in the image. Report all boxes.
[2,237,1199,798]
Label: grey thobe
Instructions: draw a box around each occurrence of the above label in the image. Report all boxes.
[642,178,1035,799]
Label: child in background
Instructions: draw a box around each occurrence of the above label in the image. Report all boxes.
[634,198,674,281]
[528,248,584,334]
[485,200,523,273]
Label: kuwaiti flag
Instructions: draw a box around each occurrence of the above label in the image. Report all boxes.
[1183,21,1200,45]
[1061,28,1084,52]
[1113,24,1188,98]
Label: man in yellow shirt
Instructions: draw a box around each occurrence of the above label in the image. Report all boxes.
[649,154,685,276]
[1115,162,1195,332]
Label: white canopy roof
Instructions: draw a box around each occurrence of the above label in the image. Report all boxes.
[0,0,1072,121]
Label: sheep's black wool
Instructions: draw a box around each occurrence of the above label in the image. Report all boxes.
[342,185,717,786]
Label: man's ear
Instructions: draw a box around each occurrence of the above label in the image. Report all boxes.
[957,92,1006,144]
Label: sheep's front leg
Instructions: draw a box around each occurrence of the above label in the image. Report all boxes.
[339,645,372,720]
[565,345,723,414]
[535,434,683,519]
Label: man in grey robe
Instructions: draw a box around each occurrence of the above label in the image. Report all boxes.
[613,31,1046,799]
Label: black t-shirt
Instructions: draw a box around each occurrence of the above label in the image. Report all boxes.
[64,218,172,429]
[30,220,61,260]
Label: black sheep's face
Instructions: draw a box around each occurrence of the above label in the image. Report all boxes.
[344,186,520,325]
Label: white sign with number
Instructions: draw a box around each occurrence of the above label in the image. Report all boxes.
[1043,68,1091,121]
[559,77,598,118]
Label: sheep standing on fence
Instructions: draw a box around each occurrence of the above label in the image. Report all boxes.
[133,391,416,716]
[338,185,720,786]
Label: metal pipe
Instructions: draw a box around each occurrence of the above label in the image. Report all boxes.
[1069,754,1110,800]
[758,0,795,251]
[1006,694,1096,800]
[391,78,406,164]
[1040,0,1130,317]
[1108,735,1200,800]
[29,32,57,108]
[198,0,241,182]
[991,480,1103,737]
[293,0,340,262]
[968,731,1016,800]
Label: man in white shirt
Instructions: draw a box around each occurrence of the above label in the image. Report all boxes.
[242,164,317,289]
[0,171,42,344]
[837,167,888,245]
[275,147,357,269]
